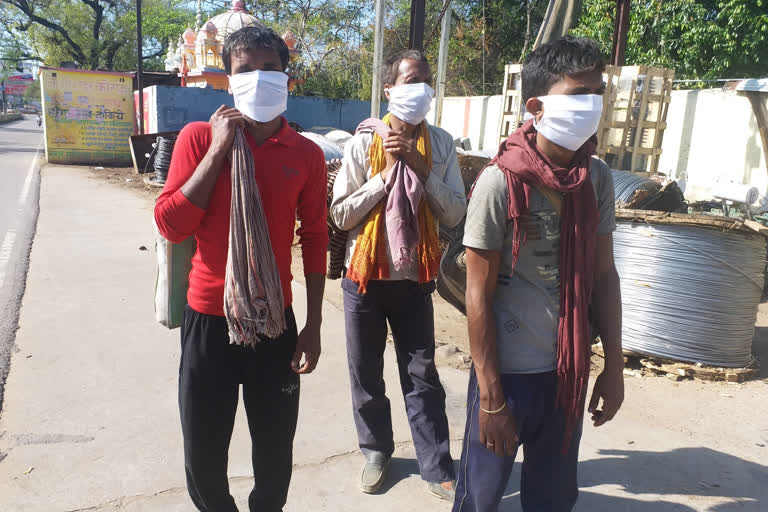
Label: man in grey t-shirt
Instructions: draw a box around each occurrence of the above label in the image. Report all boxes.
[463,156,616,375]
[452,37,624,512]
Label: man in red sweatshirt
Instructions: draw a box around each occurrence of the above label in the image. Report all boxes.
[154,25,327,512]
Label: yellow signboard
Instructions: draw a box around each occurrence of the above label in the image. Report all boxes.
[40,68,135,165]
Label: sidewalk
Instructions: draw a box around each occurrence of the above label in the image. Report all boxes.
[0,164,765,511]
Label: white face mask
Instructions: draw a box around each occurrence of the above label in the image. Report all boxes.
[228,70,288,123]
[533,94,603,151]
[386,82,435,125]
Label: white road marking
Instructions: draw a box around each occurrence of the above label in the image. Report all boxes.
[0,143,41,291]
[0,229,17,290]
[18,145,39,209]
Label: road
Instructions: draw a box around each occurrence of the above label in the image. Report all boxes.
[0,163,765,511]
[0,115,42,414]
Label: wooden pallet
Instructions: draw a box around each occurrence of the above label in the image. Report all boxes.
[597,65,675,174]
[636,357,761,383]
[497,64,525,144]
[592,343,762,383]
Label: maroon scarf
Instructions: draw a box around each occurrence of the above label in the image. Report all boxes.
[471,119,599,451]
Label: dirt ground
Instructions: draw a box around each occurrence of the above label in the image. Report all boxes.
[293,244,768,493]
[96,164,768,479]
[87,166,164,202]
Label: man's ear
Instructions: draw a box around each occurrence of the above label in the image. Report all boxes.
[383,83,393,100]
[525,97,544,122]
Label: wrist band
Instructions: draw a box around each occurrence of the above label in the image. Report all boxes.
[480,401,507,415]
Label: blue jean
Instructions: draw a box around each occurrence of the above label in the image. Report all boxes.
[452,368,582,512]
[342,277,455,484]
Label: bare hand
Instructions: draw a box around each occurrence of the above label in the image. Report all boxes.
[479,402,518,457]
[380,150,399,183]
[209,105,245,155]
[588,367,624,426]
[382,133,429,179]
[291,324,321,374]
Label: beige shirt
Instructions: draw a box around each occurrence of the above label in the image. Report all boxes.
[330,124,467,282]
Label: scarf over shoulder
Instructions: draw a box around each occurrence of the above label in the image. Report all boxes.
[346,114,441,293]
[471,119,599,451]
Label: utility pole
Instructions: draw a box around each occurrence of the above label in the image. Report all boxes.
[408,0,426,50]
[611,0,630,66]
[136,0,145,134]
[435,0,452,126]
[370,0,385,118]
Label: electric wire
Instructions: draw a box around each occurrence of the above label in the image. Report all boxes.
[611,169,661,203]
[153,135,177,184]
[613,221,766,367]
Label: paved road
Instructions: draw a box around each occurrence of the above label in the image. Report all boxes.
[0,115,42,414]
[1,165,765,511]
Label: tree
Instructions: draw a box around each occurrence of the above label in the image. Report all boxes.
[0,0,195,70]
[375,0,547,97]
[572,0,768,81]
[1,0,133,69]
[22,75,40,103]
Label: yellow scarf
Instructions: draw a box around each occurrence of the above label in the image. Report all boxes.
[346,113,442,293]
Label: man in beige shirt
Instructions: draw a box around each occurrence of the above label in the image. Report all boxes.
[331,49,466,501]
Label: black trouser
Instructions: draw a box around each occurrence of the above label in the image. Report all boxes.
[342,278,455,484]
[179,305,300,512]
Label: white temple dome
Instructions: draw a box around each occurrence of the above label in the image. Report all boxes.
[207,0,263,43]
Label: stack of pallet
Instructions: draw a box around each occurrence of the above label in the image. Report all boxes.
[497,64,525,145]
[596,65,675,174]
[496,63,675,176]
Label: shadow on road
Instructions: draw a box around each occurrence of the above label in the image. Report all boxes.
[365,445,767,511]
[2,128,42,134]
[489,446,767,511]
[0,146,40,155]
[379,457,422,494]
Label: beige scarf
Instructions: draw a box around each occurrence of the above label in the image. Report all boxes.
[224,130,286,345]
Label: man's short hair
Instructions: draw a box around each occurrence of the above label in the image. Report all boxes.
[222,25,289,75]
[382,49,431,86]
[521,36,605,102]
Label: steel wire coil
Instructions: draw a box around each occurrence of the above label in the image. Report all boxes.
[153,135,177,184]
[614,221,766,367]
[612,170,661,203]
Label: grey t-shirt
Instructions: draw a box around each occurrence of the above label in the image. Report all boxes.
[463,156,616,374]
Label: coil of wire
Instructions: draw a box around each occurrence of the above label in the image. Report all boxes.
[153,135,177,184]
[612,169,661,203]
[613,221,766,367]
[325,159,347,280]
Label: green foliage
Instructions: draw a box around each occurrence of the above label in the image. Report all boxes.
[572,0,768,80]
[445,0,546,95]
[4,0,765,96]
[22,76,40,100]
[350,0,545,99]
[0,0,195,71]
[115,0,197,71]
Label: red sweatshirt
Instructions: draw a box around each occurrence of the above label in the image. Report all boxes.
[154,118,328,317]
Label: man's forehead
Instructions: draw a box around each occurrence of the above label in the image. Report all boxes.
[231,46,279,60]
[549,70,603,93]
[398,59,428,75]
[394,62,429,86]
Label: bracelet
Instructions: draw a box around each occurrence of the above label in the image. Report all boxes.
[480,401,507,415]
